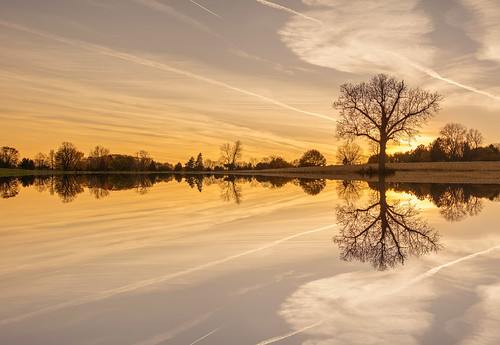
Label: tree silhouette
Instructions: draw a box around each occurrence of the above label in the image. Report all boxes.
[333,175,441,270]
[336,140,363,165]
[334,74,442,172]
[55,142,85,171]
[299,149,326,167]
[220,140,243,170]
[0,146,20,168]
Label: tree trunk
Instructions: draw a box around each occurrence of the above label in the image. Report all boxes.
[378,139,387,173]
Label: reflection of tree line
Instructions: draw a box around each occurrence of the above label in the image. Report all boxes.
[0,174,328,203]
[334,178,500,270]
[377,182,500,222]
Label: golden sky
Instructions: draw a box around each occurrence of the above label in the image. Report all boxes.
[1,0,499,163]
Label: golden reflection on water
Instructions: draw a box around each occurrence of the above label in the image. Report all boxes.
[1,174,500,344]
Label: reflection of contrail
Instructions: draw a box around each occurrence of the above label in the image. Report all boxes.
[255,321,323,345]
[189,325,225,345]
[0,223,336,325]
[0,20,334,122]
[254,0,322,24]
[387,244,500,295]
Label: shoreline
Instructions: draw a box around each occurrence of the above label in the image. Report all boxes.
[2,161,500,184]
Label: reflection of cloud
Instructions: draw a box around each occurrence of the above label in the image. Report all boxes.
[459,284,500,345]
[279,271,434,345]
[0,223,336,326]
[279,244,500,344]
[0,20,334,122]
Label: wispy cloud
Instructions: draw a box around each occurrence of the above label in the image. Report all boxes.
[0,20,335,122]
[254,0,322,24]
[279,0,500,101]
[458,0,500,64]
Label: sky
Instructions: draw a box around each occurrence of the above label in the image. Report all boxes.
[1,0,499,163]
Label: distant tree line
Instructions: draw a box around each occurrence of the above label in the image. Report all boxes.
[0,140,328,172]
[366,123,500,163]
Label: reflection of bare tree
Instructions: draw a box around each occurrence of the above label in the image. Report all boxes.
[334,176,441,270]
[86,175,111,199]
[299,179,326,195]
[336,180,363,203]
[219,176,243,204]
[0,177,20,198]
[435,187,483,222]
[54,175,85,203]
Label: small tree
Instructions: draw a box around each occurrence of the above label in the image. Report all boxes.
[466,128,484,149]
[336,141,362,165]
[334,74,442,172]
[299,149,327,167]
[19,158,35,170]
[220,140,243,170]
[34,152,49,169]
[195,153,204,171]
[88,145,110,171]
[185,156,195,171]
[439,123,467,160]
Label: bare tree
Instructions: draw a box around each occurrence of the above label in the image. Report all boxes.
[219,140,243,169]
[334,74,442,172]
[55,142,85,171]
[466,128,484,149]
[336,140,362,165]
[34,152,48,169]
[439,123,467,160]
[136,150,152,171]
[88,145,110,171]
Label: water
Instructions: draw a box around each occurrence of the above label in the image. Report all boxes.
[1,174,499,344]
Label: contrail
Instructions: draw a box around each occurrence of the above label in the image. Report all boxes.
[0,223,336,325]
[189,325,225,345]
[133,0,216,35]
[255,321,323,345]
[189,0,226,21]
[412,61,500,101]
[254,0,322,24]
[0,20,334,122]
[386,50,500,101]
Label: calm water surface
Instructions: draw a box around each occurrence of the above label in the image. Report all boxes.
[1,175,499,344]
